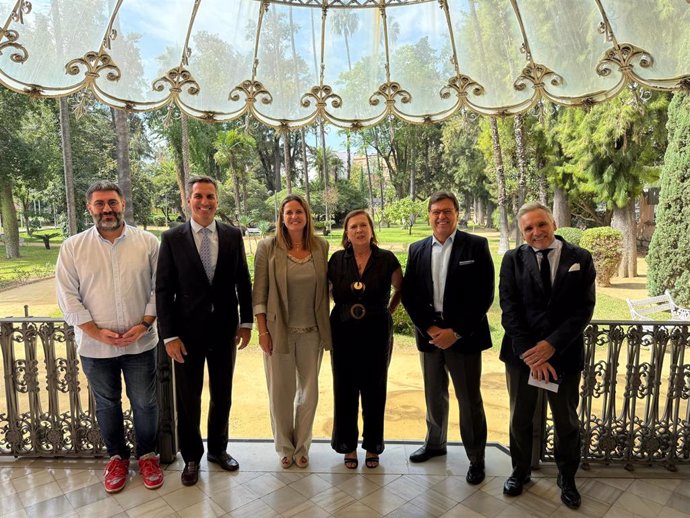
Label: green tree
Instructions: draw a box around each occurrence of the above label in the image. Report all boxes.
[384,197,425,235]
[647,91,690,305]
[557,91,669,277]
[214,129,257,222]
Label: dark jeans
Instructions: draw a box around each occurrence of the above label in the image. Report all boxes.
[80,348,158,459]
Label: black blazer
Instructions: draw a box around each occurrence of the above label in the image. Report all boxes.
[156,221,253,345]
[402,230,494,353]
[499,236,596,373]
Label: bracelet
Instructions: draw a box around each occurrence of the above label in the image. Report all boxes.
[140,321,152,329]
[259,331,269,337]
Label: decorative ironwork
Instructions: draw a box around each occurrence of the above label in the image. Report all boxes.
[369,81,411,108]
[0,318,174,459]
[440,74,484,100]
[597,43,653,79]
[152,66,200,97]
[230,79,273,106]
[514,63,564,93]
[300,84,342,111]
[0,27,28,63]
[541,321,690,470]
[65,50,121,83]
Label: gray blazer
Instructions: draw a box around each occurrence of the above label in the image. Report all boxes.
[252,236,332,353]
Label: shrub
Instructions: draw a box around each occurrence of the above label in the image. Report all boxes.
[580,227,623,286]
[647,91,690,306]
[556,227,583,246]
[391,306,415,336]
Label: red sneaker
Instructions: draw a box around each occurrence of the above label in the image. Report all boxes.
[103,455,130,493]
[138,453,164,490]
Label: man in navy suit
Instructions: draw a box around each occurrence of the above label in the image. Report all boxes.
[402,191,494,485]
[499,202,595,508]
[156,176,252,486]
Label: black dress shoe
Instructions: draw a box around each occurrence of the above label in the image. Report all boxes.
[409,446,447,463]
[557,474,581,508]
[466,462,485,485]
[181,461,199,486]
[207,451,239,472]
[503,470,531,496]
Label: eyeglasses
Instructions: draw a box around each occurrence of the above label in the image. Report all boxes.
[430,209,456,217]
[91,200,121,209]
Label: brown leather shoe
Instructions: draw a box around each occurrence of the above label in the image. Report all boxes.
[181,461,199,486]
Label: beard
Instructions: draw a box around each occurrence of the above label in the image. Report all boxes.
[93,210,124,231]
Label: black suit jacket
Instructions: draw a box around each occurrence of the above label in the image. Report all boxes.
[402,230,494,353]
[156,221,253,345]
[499,236,596,373]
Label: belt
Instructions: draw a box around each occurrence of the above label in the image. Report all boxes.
[338,304,388,321]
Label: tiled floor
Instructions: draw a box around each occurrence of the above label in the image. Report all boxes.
[1,442,689,518]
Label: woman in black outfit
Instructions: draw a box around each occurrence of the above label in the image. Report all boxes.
[328,209,402,469]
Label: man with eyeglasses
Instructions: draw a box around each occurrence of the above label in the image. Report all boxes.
[402,191,494,485]
[56,180,163,494]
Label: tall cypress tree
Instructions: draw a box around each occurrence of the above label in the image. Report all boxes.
[647,91,690,305]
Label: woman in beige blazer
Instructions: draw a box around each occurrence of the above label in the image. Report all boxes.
[253,194,331,468]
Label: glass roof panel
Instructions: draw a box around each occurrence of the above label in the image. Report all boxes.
[387,1,457,117]
[0,0,106,91]
[325,7,386,122]
[603,0,690,81]
[518,0,619,98]
[93,0,191,105]
[449,0,532,111]
[181,0,259,115]
[255,2,322,122]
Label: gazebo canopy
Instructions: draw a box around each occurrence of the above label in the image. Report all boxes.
[1,0,689,129]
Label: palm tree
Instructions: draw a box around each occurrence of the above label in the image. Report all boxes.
[331,10,359,72]
[214,130,256,222]
[111,108,135,224]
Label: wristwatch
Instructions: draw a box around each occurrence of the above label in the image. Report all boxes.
[140,320,152,329]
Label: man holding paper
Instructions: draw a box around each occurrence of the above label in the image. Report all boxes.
[499,202,595,509]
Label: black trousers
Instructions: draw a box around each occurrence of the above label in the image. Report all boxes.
[420,348,487,464]
[330,318,392,454]
[174,337,237,463]
[505,362,582,477]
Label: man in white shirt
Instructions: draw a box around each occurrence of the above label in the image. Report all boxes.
[56,181,163,494]
[402,191,495,485]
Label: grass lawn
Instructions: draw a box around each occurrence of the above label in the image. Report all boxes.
[18,227,65,245]
[0,245,58,288]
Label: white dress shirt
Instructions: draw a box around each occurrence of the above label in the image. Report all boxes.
[431,233,455,313]
[531,237,562,283]
[56,225,159,358]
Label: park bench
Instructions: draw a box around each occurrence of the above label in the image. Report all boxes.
[626,289,690,321]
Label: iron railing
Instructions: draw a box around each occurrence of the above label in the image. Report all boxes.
[2,316,688,470]
[0,317,176,461]
[540,321,690,471]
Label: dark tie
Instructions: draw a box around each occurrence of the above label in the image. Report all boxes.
[536,248,552,298]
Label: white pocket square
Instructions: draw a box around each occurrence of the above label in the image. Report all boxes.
[568,263,581,272]
[458,260,475,266]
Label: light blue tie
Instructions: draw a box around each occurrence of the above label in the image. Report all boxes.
[199,227,213,282]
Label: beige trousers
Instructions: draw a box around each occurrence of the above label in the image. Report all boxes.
[264,330,323,459]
